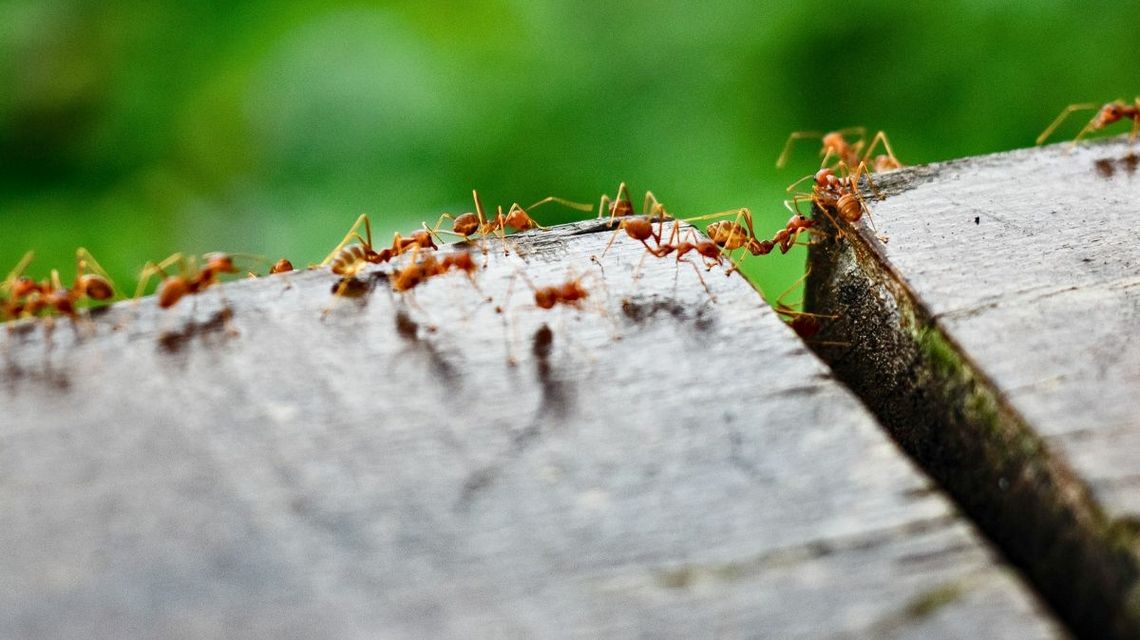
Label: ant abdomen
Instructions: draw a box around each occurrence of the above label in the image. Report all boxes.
[159,277,190,309]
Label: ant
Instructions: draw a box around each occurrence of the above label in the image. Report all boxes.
[321,213,438,277]
[390,249,478,293]
[432,190,591,254]
[777,127,902,173]
[593,208,727,298]
[786,163,880,237]
[270,258,294,274]
[1037,98,1140,146]
[499,270,616,364]
[2,249,116,321]
[135,252,242,309]
[320,214,443,301]
[597,182,669,222]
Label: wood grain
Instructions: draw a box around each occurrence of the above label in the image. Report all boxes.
[1,220,1058,639]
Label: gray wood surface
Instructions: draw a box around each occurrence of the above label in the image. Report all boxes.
[0,220,1058,639]
[804,136,1140,638]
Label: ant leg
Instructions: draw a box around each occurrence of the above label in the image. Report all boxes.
[776,131,823,169]
[846,162,879,231]
[860,131,900,168]
[526,196,593,214]
[643,191,670,218]
[1037,103,1099,145]
[595,218,631,261]
[785,172,817,194]
[597,194,612,220]
[679,207,752,224]
[677,256,716,301]
[471,189,493,256]
[133,253,185,299]
[631,248,651,283]
[1,250,35,293]
[321,214,373,266]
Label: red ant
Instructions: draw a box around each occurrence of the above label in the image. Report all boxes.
[2,249,117,321]
[1037,98,1140,146]
[135,252,243,309]
[777,127,902,173]
[269,258,294,274]
[786,163,880,238]
[321,213,438,278]
[390,250,478,293]
[500,270,616,364]
[432,190,590,254]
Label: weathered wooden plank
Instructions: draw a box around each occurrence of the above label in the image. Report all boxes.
[805,136,1140,639]
[1,221,1058,639]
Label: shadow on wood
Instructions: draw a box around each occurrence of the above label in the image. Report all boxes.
[1,221,1058,638]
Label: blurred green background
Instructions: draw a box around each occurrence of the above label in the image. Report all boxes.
[3,1,1139,302]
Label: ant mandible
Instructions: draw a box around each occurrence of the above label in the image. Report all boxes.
[1037,98,1140,146]
[777,127,902,173]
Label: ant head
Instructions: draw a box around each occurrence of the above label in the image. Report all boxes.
[204,253,238,274]
[814,168,837,187]
[158,276,189,308]
[79,274,114,300]
[270,258,294,274]
[1098,102,1127,126]
[453,212,480,236]
[410,229,438,251]
[788,213,812,228]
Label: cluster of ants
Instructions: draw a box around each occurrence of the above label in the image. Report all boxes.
[2,97,1135,347]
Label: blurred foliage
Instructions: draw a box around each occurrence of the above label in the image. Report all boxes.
[2,0,1139,301]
